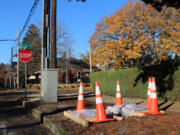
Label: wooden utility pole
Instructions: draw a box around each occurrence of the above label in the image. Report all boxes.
[17,28,20,90]
[10,47,13,89]
[42,0,50,70]
[41,0,47,71]
[41,0,50,96]
[50,0,57,68]
[89,42,92,73]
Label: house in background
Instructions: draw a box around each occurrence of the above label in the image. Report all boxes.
[0,64,7,88]
[28,71,41,84]
[57,57,99,83]
[28,57,99,85]
[0,62,17,89]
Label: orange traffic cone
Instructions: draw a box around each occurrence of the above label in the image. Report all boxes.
[77,82,84,112]
[144,77,165,115]
[116,81,123,106]
[146,78,152,107]
[89,81,114,122]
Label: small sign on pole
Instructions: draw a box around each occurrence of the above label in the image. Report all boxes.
[20,44,31,49]
[19,49,32,99]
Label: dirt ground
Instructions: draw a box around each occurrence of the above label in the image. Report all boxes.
[81,112,180,135]
[49,97,180,135]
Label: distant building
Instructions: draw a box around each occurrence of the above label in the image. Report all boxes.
[0,62,17,89]
[57,57,98,83]
[28,57,99,84]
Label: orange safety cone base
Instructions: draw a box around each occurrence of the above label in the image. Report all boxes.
[89,118,115,123]
[143,111,166,115]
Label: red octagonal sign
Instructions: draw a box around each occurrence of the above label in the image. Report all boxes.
[19,49,32,63]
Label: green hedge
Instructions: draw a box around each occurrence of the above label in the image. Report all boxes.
[90,65,180,101]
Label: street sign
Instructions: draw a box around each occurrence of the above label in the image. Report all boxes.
[20,44,31,49]
[19,49,32,63]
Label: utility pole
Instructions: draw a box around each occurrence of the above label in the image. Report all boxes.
[42,0,50,70]
[65,53,68,88]
[17,28,20,90]
[50,0,57,68]
[47,0,51,69]
[41,0,50,94]
[10,47,13,89]
[41,0,46,71]
[89,42,92,73]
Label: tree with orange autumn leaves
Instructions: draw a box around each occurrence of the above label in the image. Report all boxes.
[90,0,180,69]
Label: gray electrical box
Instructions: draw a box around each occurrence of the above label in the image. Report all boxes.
[42,69,58,102]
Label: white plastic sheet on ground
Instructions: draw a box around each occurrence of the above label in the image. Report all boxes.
[67,103,148,118]
[67,109,113,118]
[106,103,148,117]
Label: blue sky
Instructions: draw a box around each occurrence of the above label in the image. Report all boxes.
[0,0,128,64]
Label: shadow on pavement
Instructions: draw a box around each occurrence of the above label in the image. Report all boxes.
[135,101,144,105]
[0,91,39,97]
[0,122,41,131]
[160,103,174,111]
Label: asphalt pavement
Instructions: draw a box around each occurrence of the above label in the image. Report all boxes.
[0,89,54,135]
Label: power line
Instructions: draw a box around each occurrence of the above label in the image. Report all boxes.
[0,39,16,42]
[1,0,39,60]
[18,0,40,40]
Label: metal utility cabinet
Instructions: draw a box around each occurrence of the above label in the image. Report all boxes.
[42,69,58,102]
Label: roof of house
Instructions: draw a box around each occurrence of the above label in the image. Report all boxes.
[57,57,91,69]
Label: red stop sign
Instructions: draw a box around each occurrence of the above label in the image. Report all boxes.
[19,49,32,63]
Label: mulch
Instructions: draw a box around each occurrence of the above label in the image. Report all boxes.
[46,97,180,135]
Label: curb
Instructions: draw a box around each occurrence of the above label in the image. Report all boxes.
[22,98,77,135]
[22,98,41,112]
[44,116,67,135]
[24,101,69,135]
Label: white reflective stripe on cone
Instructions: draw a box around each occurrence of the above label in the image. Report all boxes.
[147,90,151,95]
[79,86,83,93]
[151,83,156,91]
[150,93,157,98]
[117,85,120,91]
[96,86,101,95]
[148,82,151,89]
[96,97,103,104]
[116,93,121,98]
[78,95,84,100]
[150,82,153,90]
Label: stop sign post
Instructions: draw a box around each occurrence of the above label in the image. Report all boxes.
[19,49,32,99]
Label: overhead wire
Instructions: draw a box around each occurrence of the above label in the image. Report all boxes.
[0,39,16,42]
[0,0,40,42]
[0,0,40,65]
[18,0,40,40]
[13,0,40,59]
[11,0,40,62]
